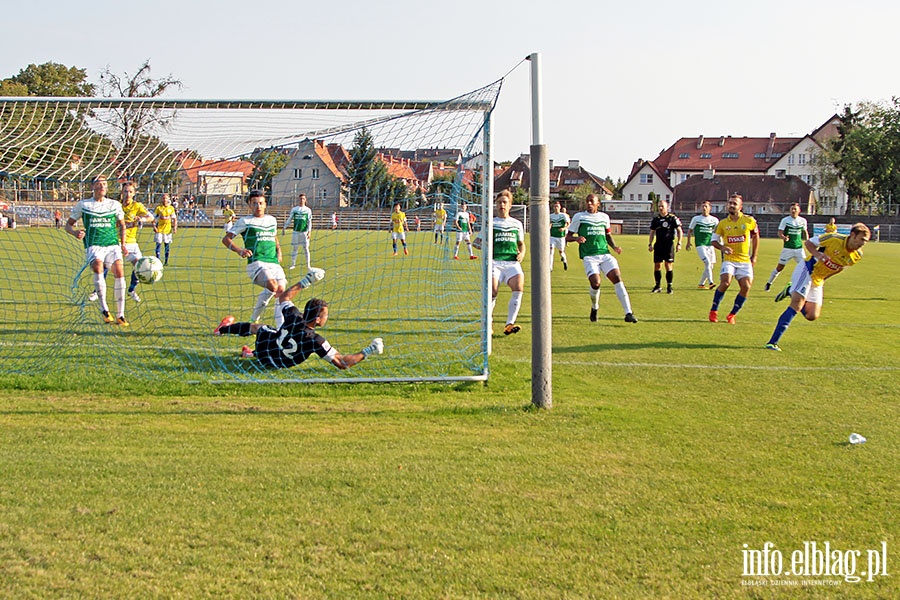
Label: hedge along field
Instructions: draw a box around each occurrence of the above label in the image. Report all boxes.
[0,232,897,598]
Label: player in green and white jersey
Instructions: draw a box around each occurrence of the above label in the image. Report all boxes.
[549,201,570,271]
[453,202,477,260]
[283,193,313,271]
[566,193,637,323]
[223,190,291,327]
[686,201,720,288]
[764,203,808,291]
[65,174,130,326]
[485,190,525,335]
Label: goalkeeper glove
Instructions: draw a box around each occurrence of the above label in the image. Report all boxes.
[361,338,384,357]
[298,267,326,288]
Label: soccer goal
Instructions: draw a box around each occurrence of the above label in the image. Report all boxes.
[0,82,501,384]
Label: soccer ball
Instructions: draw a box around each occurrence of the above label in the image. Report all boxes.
[134,256,164,284]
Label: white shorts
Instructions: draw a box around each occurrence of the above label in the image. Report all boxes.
[125,243,142,264]
[695,245,716,264]
[224,222,235,233]
[789,263,823,304]
[434,224,445,232]
[86,245,123,268]
[582,254,620,277]
[247,261,287,288]
[456,231,471,243]
[550,236,567,251]
[291,231,310,246]
[720,261,753,280]
[778,247,806,266]
[392,231,406,241]
[492,260,524,285]
[155,232,173,244]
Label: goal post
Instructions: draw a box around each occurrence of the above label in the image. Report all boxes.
[0,83,502,384]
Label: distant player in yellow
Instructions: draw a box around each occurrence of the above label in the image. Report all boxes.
[824,217,837,234]
[153,193,177,266]
[223,203,237,233]
[433,202,447,244]
[709,193,758,324]
[390,203,408,256]
[765,223,870,351]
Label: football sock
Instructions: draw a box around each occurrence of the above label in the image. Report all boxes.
[273,300,285,328]
[614,282,632,314]
[94,271,109,313]
[250,290,275,322]
[303,245,311,270]
[155,243,161,259]
[589,286,600,309]
[164,244,170,264]
[128,272,139,293]
[291,247,298,267]
[393,241,398,253]
[654,271,662,287]
[711,289,725,311]
[768,307,797,345]
[114,276,126,318]
[507,291,523,325]
[220,322,253,336]
[490,296,497,322]
[665,270,673,285]
[730,294,747,315]
[768,269,779,285]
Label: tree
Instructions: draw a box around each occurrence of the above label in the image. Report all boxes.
[572,181,595,203]
[246,148,289,196]
[94,60,183,153]
[5,62,94,96]
[828,99,900,215]
[346,128,390,207]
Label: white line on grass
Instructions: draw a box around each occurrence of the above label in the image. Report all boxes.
[518,359,900,372]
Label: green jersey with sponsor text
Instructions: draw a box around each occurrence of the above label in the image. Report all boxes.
[70,198,124,247]
[568,210,612,259]
[492,216,525,262]
[232,214,279,264]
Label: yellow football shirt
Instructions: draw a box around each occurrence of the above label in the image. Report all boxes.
[391,211,407,233]
[434,208,447,225]
[808,233,863,286]
[154,204,176,234]
[715,213,757,263]
[122,201,149,244]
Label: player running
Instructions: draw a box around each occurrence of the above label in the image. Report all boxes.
[566,193,638,323]
[686,201,719,288]
[284,193,313,271]
[549,200,570,271]
[708,193,759,324]
[119,181,154,303]
[764,203,808,291]
[765,223,870,351]
[65,174,130,326]
[223,190,314,328]
[479,190,525,335]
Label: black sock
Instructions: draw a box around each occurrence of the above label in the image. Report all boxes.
[654,271,662,286]
[221,323,253,336]
[666,271,673,285]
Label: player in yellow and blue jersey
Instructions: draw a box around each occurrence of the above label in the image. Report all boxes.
[153,194,177,265]
[390,203,409,256]
[709,194,758,324]
[765,224,870,351]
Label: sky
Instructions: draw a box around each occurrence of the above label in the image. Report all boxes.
[4,0,900,181]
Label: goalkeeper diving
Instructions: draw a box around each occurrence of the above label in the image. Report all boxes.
[214,268,383,369]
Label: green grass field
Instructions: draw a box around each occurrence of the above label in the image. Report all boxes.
[1,229,898,598]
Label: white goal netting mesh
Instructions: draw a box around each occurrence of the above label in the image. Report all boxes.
[0,81,501,383]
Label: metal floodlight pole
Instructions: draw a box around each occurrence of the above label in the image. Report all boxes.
[528,52,552,409]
